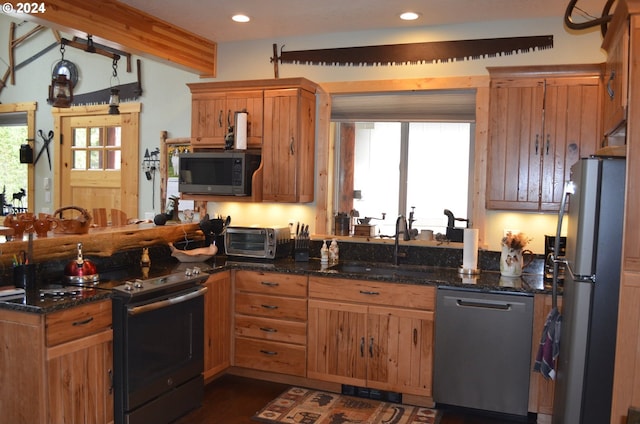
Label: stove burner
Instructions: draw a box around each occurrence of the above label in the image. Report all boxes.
[40,287,84,298]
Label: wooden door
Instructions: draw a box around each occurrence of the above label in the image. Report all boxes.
[486,83,544,211]
[263,88,316,202]
[46,330,114,424]
[191,92,227,147]
[226,90,264,148]
[59,113,138,219]
[307,299,367,386]
[367,306,434,396]
[203,271,231,379]
[539,83,600,211]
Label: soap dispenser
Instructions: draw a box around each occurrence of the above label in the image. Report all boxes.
[321,240,329,265]
[329,239,339,264]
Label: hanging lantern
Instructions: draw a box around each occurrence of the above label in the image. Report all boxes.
[108,55,121,115]
[49,74,74,107]
[48,42,74,108]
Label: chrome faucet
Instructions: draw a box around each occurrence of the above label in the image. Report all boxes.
[393,215,410,266]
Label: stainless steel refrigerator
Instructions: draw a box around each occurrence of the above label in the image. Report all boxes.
[552,156,626,424]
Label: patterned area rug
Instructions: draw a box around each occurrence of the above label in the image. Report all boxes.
[253,387,440,424]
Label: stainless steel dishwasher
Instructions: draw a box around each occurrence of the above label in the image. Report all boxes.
[434,287,534,417]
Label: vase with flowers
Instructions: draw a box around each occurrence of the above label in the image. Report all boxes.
[500,231,534,277]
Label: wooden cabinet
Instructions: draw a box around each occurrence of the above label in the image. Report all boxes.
[189,88,263,148]
[486,65,602,211]
[605,2,640,422]
[187,78,319,203]
[602,19,629,137]
[203,271,232,380]
[233,270,308,376]
[307,276,435,397]
[262,88,317,202]
[0,300,114,424]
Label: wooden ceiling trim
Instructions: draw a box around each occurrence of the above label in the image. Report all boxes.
[12,0,217,77]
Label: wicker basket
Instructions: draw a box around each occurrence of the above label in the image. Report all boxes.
[52,206,92,234]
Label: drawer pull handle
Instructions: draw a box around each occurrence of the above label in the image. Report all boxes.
[360,337,365,357]
[261,304,278,310]
[607,70,615,99]
[261,281,279,287]
[359,290,380,296]
[413,328,418,346]
[72,317,94,326]
[260,349,278,356]
[260,327,278,333]
[369,337,374,357]
[108,369,113,394]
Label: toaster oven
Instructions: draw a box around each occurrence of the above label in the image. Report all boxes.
[224,227,291,259]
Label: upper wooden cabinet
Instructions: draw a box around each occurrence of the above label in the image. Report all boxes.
[187,78,319,203]
[189,88,263,148]
[263,88,317,203]
[486,65,602,212]
[602,18,629,137]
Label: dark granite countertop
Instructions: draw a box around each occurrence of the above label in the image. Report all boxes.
[0,254,553,314]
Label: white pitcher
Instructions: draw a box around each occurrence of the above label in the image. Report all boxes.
[500,246,534,277]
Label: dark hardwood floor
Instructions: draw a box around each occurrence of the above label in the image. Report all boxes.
[175,374,535,424]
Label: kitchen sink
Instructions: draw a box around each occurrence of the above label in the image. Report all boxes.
[329,262,437,280]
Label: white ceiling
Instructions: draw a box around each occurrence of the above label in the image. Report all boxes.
[119,0,611,43]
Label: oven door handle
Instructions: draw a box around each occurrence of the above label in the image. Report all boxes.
[127,286,208,316]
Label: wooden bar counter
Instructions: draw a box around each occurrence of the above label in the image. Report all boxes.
[0,222,203,267]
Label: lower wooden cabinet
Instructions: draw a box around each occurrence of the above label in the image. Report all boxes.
[0,300,114,424]
[233,270,308,377]
[204,271,232,379]
[307,277,435,397]
[46,330,114,424]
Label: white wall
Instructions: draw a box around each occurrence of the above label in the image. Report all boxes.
[0,14,605,252]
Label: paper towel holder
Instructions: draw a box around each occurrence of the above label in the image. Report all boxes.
[458,265,481,276]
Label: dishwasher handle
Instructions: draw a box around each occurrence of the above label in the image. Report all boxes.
[456,298,512,311]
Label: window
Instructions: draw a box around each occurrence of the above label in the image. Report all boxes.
[72,126,122,170]
[338,121,473,237]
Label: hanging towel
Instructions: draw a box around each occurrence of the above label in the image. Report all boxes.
[533,307,562,380]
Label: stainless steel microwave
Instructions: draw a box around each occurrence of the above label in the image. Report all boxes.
[224,227,291,259]
[178,151,261,196]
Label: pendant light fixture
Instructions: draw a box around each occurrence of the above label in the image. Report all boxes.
[48,43,74,108]
[109,55,121,115]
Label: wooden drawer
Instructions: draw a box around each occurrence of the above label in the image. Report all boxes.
[235,270,307,297]
[235,315,307,345]
[235,292,307,321]
[234,337,306,376]
[45,300,112,347]
[309,277,435,310]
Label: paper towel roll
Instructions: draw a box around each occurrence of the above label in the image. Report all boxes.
[462,228,479,271]
[234,112,247,150]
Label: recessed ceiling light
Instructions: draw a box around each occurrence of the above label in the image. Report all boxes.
[400,11,421,21]
[232,14,250,23]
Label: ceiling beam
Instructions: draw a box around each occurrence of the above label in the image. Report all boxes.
[9,0,216,77]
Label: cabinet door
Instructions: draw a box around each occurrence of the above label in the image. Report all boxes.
[191,90,264,148]
[487,83,544,211]
[367,306,434,397]
[263,88,316,202]
[226,90,264,148]
[46,330,114,424]
[540,83,600,211]
[191,92,227,147]
[307,299,367,386]
[204,271,231,379]
[602,24,628,136]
